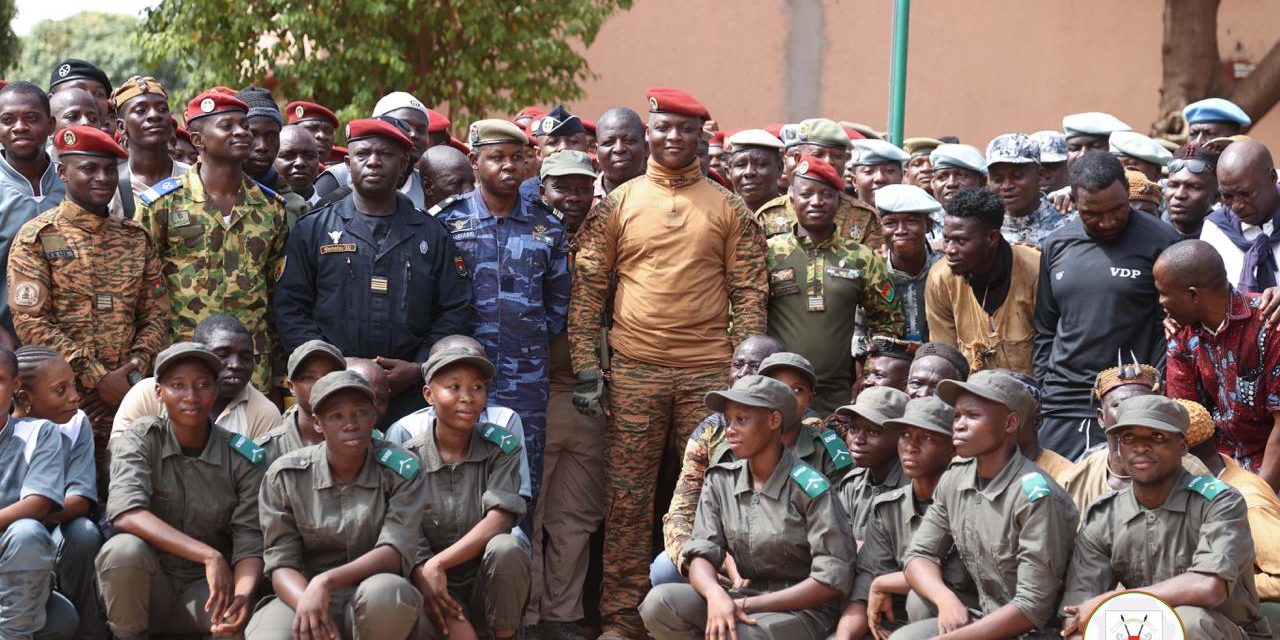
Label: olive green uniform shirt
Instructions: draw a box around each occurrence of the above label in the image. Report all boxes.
[107,416,266,582]
[260,441,426,579]
[756,192,883,250]
[681,448,855,602]
[903,454,1077,630]
[766,230,904,413]
[854,484,977,606]
[836,462,907,542]
[1063,470,1270,636]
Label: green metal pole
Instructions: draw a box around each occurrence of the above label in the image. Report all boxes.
[888,0,911,146]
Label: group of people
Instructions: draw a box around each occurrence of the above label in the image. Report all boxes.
[0,53,1277,639]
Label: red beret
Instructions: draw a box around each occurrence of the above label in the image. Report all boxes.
[327,146,348,163]
[54,126,127,160]
[709,131,725,146]
[447,135,470,154]
[185,91,248,125]
[646,87,710,120]
[764,123,784,138]
[792,155,844,192]
[582,119,597,136]
[514,106,546,121]
[345,118,413,151]
[841,125,866,141]
[286,101,339,128]
[426,108,451,133]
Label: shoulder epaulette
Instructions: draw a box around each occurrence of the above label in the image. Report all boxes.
[376,445,421,480]
[229,434,267,466]
[139,177,182,206]
[479,423,520,455]
[427,194,463,217]
[15,218,54,244]
[252,179,287,206]
[1019,471,1052,503]
[270,448,312,471]
[372,429,385,441]
[789,463,830,498]
[1187,475,1229,501]
[819,428,854,470]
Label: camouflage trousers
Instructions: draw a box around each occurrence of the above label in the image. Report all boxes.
[599,353,727,637]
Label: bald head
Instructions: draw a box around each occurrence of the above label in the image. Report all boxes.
[49,87,100,131]
[596,107,648,188]
[597,107,644,135]
[1155,240,1228,290]
[275,125,322,194]
[345,357,391,419]
[420,145,475,208]
[1218,139,1280,226]
[731,334,786,384]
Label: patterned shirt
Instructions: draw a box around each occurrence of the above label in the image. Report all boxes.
[756,192,883,251]
[1167,290,1280,472]
[1001,196,1066,247]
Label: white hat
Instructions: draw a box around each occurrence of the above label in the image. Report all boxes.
[850,139,909,165]
[728,128,784,151]
[1062,112,1131,139]
[1109,130,1172,167]
[372,91,429,118]
[874,184,941,214]
[929,143,986,175]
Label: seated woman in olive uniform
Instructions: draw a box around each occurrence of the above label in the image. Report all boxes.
[641,375,856,640]
[404,348,529,640]
[96,342,266,638]
[246,369,426,640]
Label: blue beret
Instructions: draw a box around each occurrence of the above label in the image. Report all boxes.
[1182,98,1251,127]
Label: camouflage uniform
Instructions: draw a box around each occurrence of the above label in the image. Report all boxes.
[8,198,170,480]
[136,166,288,390]
[765,230,905,413]
[437,190,571,518]
[1000,196,1066,247]
[755,191,883,250]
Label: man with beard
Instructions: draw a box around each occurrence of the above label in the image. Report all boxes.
[986,133,1064,246]
[725,128,784,213]
[593,107,647,199]
[1163,145,1220,240]
[273,125,322,207]
[107,77,188,219]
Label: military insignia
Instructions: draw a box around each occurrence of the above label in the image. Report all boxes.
[807,296,825,312]
[480,423,520,455]
[151,279,165,297]
[11,282,41,308]
[376,447,421,480]
[229,434,267,465]
[877,281,896,303]
[58,64,71,78]
[200,98,215,113]
[771,283,800,297]
[1187,475,1228,500]
[370,276,389,293]
[533,225,546,236]
[328,230,343,244]
[170,210,191,227]
[769,267,796,284]
[789,464,830,498]
[138,80,149,93]
[451,220,468,231]
[372,429,385,441]
[38,234,74,260]
[419,240,429,255]
[648,96,659,111]
[295,105,305,118]
[825,266,861,280]
[468,123,480,145]
[1019,472,1051,503]
[797,121,812,138]
[320,243,358,254]
[819,429,853,470]
[344,124,353,139]
[796,160,810,175]
[453,254,469,278]
[94,292,113,310]
[62,130,76,146]
[139,177,182,205]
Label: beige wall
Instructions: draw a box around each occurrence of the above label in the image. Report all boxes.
[569,0,1280,149]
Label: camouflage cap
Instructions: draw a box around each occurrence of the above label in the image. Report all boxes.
[836,386,910,426]
[310,370,375,414]
[540,149,597,180]
[930,143,987,174]
[938,369,1035,419]
[1110,130,1172,167]
[705,374,798,427]
[422,347,496,383]
[757,352,817,390]
[782,118,851,149]
[884,396,955,436]
[155,342,223,380]
[1030,130,1068,163]
[1107,394,1188,435]
[985,133,1040,167]
[851,139,909,165]
[286,339,346,379]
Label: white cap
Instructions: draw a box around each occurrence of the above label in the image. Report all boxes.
[1062,112,1131,139]
[1109,130,1173,167]
[874,184,941,214]
[929,143,986,175]
[372,91,429,118]
[728,128,784,151]
[850,139,909,165]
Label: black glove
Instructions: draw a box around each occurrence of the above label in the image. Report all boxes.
[572,368,607,417]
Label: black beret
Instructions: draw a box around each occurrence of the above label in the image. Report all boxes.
[50,59,112,94]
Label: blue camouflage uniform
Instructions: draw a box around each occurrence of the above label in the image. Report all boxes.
[437,189,571,519]
[274,192,472,423]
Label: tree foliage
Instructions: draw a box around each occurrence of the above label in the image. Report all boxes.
[10,11,185,95]
[139,0,632,131]
[0,0,18,75]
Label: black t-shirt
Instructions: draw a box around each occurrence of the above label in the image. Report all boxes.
[1033,211,1180,418]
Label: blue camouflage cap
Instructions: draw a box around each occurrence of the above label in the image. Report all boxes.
[985,133,1040,167]
[1030,130,1067,163]
[1182,97,1251,127]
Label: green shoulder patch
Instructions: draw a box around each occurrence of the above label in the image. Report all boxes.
[1020,472,1052,503]
[819,429,853,470]
[1187,475,1229,500]
[229,434,267,466]
[789,463,830,498]
[479,423,520,455]
[376,446,421,480]
[372,429,385,441]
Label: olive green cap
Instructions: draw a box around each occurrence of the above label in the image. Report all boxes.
[309,370,374,413]
[540,149,597,180]
[836,386,909,426]
[154,342,222,380]
[468,118,528,147]
[705,375,798,428]
[884,396,955,436]
[421,347,496,383]
[757,352,817,390]
[937,369,1035,419]
[1106,395,1189,435]
[782,118,851,150]
[286,339,345,379]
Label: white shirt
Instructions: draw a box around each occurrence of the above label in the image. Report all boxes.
[1200,219,1280,289]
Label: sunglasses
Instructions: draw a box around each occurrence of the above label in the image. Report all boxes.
[1168,158,1212,175]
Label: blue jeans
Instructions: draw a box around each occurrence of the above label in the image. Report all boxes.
[648,552,686,587]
